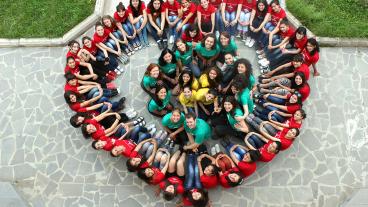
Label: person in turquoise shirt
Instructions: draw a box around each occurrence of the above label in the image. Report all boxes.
[175,39,201,78]
[148,85,173,117]
[162,108,188,146]
[235,58,257,94]
[217,32,239,65]
[231,81,254,118]
[183,113,212,152]
[158,48,181,89]
[141,63,163,95]
[195,34,220,71]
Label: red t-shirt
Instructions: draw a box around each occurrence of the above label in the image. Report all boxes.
[182,2,197,24]
[64,61,80,75]
[302,48,319,66]
[279,136,294,150]
[298,83,310,102]
[66,50,79,60]
[181,31,203,43]
[224,0,241,13]
[295,63,310,80]
[197,4,216,23]
[294,36,308,50]
[114,139,137,157]
[159,177,185,194]
[93,29,111,44]
[200,174,218,189]
[114,11,128,23]
[182,189,198,206]
[270,8,286,26]
[83,40,98,56]
[146,4,165,18]
[129,151,150,168]
[64,82,79,94]
[241,0,256,12]
[237,161,256,177]
[279,27,295,39]
[165,0,180,16]
[284,117,302,129]
[127,2,146,17]
[210,0,223,8]
[85,119,106,140]
[69,102,88,113]
[259,141,276,162]
[150,167,166,185]
[104,25,117,34]
[286,104,301,114]
[219,167,240,188]
[99,136,116,151]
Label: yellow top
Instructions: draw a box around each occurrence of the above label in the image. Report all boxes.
[195,88,217,105]
[179,90,197,107]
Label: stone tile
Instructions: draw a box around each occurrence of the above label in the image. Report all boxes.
[60,183,84,197]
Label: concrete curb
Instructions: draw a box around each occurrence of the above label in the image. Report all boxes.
[285,9,368,47]
[0,0,105,48]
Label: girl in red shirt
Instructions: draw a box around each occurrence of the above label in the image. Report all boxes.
[214,152,243,188]
[197,153,219,189]
[221,0,241,38]
[127,0,150,48]
[302,38,320,76]
[64,56,97,81]
[178,188,209,207]
[260,124,300,151]
[181,24,204,47]
[248,0,270,47]
[227,143,261,178]
[146,0,168,50]
[238,0,257,42]
[178,0,197,35]
[165,0,183,44]
[197,0,216,35]
[244,132,282,162]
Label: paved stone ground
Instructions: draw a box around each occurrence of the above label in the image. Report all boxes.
[0,40,368,207]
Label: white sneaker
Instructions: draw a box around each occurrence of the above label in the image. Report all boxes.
[125,108,135,114]
[248,39,255,48]
[114,69,121,75]
[117,66,124,73]
[215,144,221,153]
[258,54,266,59]
[154,130,163,139]
[259,59,270,66]
[146,123,156,131]
[210,146,217,156]
[245,37,251,46]
[256,49,264,55]
[215,31,220,39]
[127,111,137,119]
[116,88,121,94]
[149,127,157,136]
[169,35,174,44]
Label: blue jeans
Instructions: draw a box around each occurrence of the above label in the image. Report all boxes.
[184,154,202,190]
[122,22,140,45]
[215,9,224,32]
[247,134,266,149]
[133,17,149,46]
[237,11,251,33]
[96,50,118,71]
[147,18,167,42]
[185,62,201,78]
[130,126,150,144]
[264,36,281,57]
[254,105,285,123]
[225,11,236,36]
[168,15,182,40]
[259,22,276,48]
[95,96,119,113]
[225,143,247,161]
[249,17,264,40]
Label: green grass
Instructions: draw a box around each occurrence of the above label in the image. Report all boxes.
[0,0,96,38]
[287,0,368,38]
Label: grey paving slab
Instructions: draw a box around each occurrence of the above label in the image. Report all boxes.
[0,38,367,207]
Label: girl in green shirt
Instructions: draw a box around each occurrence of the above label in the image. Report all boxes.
[217,32,239,65]
[175,39,201,78]
[141,63,163,96]
[195,34,220,71]
[148,85,173,117]
[158,48,181,89]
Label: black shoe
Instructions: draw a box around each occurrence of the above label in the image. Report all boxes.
[118,97,126,104]
[162,40,168,49]
[116,97,126,111]
[157,41,163,50]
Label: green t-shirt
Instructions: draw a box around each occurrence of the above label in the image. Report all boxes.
[237,88,254,113]
[219,39,238,53]
[249,74,255,90]
[184,118,212,144]
[148,91,172,112]
[175,43,193,65]
[162,112,185,129]
[195,43,220,59]
[159,63,177,75]
[227,108,244,130]
[142,75,157,88]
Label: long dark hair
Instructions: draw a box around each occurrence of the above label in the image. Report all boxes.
[183,189,209,207]
[234,58,253,78]
[306,38,320,55]
[162,180,179,201]
[291,72,306,90]
[70,112,92,128]
[289,26,307,47]
[223,96,238,116]
[224,171,244,187]
[137,167,154,183]
[126,156,148,172]
[152,85,168,107]
[200,33,217,50]
[116,2,126,12]
[256,0,269,17]
[130,0,143,17]
[184,24,200,38]
[102,15,117,30]
[158,48,177,66]
[286,91,303,106]
[203,67,222,88]
[179,70,195,88]
[175,38,190,55]
[64,90,84,105]
[148,0,163,13]
[233,74,249,93]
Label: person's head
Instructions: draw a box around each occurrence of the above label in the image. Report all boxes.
[144,63,160,79]
[183,86,193,98]
[137,167,155,183]
[102,15,116,29]
[270,0,281,12]
[162,184,177,201]
[66,56,76,68]
[181,0,191,8]
[68,40,80,53]
[185,24,199,38]
[201,34,217,50]
[293,72,306,87]
[168,0,174,5]
[185,189,209,207]
[116,2,126,17]
[200,0,209,9]
[91,140,106,150]
[306,38,320,55]
[230,81,243,94]
[155,85,168,100]
[268,141,282,154]
[295,26,307,40]
[64,90,80,104]
[81,123,97,138]
[95,22,105,36]
[206,67,220,81]
[288,91,303,106]
[110,144,126,157]
[223,96,238,114]
[234,58,253,76]
[70,112,91,128]
[81,36,93,48]
[159,48,176,66]
[232,73,249,92]
[285,128,300,139]
[224,53,235,65]
[185,112,197,129]
[219,32,231,47]
[292,54,304,68]
[256,0,268,14]
[179,70,194,86]
[243,150,261,162]
[203,164,219,176]
[175,38,189,53]
[279,19,290,33]
[293,109,306,121]
[205,88,217,102]
[149,0,163,12]
[64,72,77,86]
[126,156,146,172]
[170,108,182,123]
[225,171,243,187]
[130,0,141,8]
